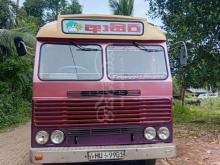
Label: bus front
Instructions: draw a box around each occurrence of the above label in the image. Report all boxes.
[31,15,176,164]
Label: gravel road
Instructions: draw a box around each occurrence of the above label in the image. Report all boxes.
[0,123,31,165]
[1,123,220,165]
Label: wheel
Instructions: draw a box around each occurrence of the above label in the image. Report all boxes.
[137,159,156,165]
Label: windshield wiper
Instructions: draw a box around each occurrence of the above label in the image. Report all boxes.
[133,42,163,52]
[71,42,101,51]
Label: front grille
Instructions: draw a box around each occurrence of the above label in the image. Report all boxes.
[33,98,172,128]
[67,125,143,137]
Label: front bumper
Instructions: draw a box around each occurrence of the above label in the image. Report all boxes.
[31,143,176,164]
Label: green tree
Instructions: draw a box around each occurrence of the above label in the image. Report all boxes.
[0,0,17,29]
[109,0,134,16]
[15,7,39,34]
[45,0,67,21]
[23,0,46,25]
[24,0,83,24]
[148,0,220,89]
[61,0,82,15]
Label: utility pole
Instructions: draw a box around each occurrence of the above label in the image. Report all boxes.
[17,0,19,7]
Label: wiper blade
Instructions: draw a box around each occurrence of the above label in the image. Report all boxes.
[133,42,162,52]
[71,42,101,51]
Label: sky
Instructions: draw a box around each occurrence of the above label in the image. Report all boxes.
[78,0,163,26]
[16,0,162,26]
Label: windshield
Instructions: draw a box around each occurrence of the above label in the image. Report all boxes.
[106,45,167,80]
[39,44,102,80]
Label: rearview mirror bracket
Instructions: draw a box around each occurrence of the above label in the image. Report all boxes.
[168,41,188,67]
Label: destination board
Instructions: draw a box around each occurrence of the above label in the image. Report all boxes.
[62,19,144,35]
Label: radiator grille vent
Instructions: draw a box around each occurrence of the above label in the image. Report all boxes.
[33,98,172,128]
[67,125,143,137]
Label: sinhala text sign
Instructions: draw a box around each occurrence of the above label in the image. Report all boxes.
[62,19,144,35]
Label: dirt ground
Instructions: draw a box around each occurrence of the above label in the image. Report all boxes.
[0,123,220,165]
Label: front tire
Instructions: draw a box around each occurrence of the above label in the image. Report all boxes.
[137,159,156,165]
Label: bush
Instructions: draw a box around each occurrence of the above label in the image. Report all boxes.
[0,31,34,129]
[0,94,31,129]
[0,55,32,129]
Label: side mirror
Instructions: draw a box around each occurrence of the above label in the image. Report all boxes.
[180,45,188,66]
[170,62,174,73]
[168,41,188,67]
[14,37,27,56]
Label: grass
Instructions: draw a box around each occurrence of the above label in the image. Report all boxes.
[174,98,220,124]
[173,98,220,134]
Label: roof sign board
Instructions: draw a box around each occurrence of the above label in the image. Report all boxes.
[62,19,144,35]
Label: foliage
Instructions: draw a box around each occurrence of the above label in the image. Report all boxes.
[109,0,134,16]
[0,0,16,29]
[173,77,181,96]
[148,0,220,89]
[15,7,39,34]
[23,0,46,25]
[61,0,82,15]
[0,94,31,129]
[45,0,67,21]
[0,29,35,129]
[24,0,82,24]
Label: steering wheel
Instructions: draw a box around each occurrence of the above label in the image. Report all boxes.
[59,65,89,72]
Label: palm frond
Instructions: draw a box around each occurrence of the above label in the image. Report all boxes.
[109,0,134,16]
[0,29,35,56]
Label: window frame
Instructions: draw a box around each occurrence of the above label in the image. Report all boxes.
[38,42,104,81]
[105,43,169,81]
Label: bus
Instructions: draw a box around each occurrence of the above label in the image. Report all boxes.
[16,15,177,165]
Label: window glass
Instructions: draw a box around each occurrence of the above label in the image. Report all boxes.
[107,45,167,80]
[39,44,102,80]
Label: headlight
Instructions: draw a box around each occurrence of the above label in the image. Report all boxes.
[158,127,170,140]
[51,130,64,144]
[35,131,49,144]
[144,127,156,140]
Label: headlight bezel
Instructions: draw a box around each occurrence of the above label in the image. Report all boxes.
[144,127,156,140]
[158,127,170,140]
[35,130,49,145]
[51,130,65,144]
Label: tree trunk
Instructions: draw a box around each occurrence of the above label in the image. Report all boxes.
[181,87,186,106]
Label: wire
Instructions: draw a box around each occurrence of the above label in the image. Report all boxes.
[69,46,78,79]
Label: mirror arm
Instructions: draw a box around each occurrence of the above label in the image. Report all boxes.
[26,46,35,56]
[25,45,34,50]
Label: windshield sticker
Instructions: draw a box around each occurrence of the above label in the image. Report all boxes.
[109,73,167,80]
[62,20,144,35]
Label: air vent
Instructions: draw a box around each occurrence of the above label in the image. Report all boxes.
[67,90,141,97]
[33,98,172,128]
[67,125,143,137]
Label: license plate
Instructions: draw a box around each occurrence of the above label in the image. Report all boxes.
[88,150,125,161]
